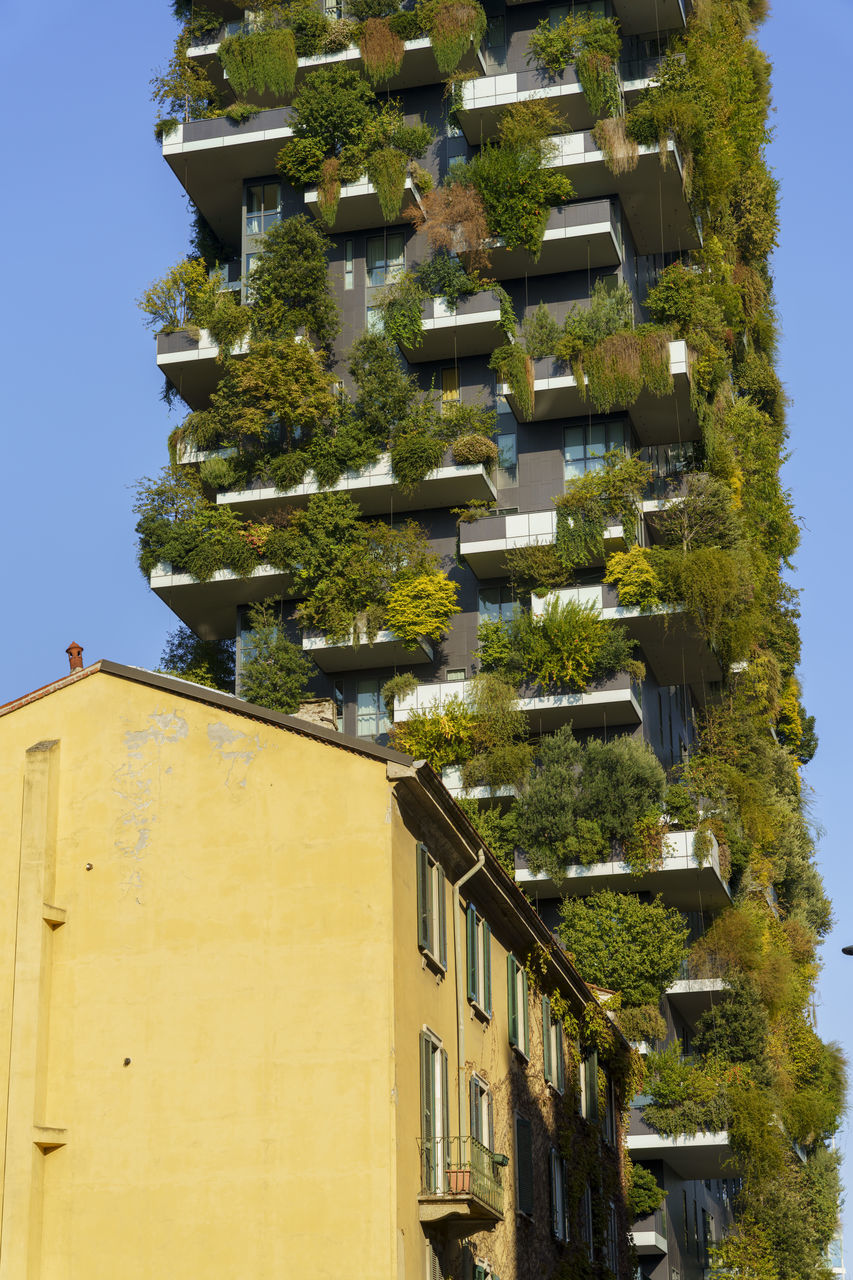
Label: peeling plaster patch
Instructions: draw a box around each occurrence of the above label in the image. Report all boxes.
[207,721,265,788]
[113,709,190,902]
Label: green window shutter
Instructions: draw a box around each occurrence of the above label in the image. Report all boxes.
[555,1021,564,1094]
[549,1147,558,1237]
[507,955,518,1047]
[561,1157,571,1239]
[487,1090,494,1152]
[420,1032,435,1192]
[466,903,478,1003]
[515,1113,534,1216]
[483,921,492,1016]
[440,1047,450,1174]
[469,1075,478,1142]
[521,968,529,1056]
[437,863,447,967]
[542,997,552,1083]
[417,844,430,952]
[586,1048,599,1122]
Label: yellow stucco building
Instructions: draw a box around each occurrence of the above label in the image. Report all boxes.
[0,661,631,1279]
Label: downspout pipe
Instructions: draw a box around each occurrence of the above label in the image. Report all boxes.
[452,849,486,1141]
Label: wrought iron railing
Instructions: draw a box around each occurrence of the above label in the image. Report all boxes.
[417,1135,505,1216]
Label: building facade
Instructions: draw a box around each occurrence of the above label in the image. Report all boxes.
[0,663,632,1277]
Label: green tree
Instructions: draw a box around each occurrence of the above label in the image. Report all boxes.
[239,599,313,713]
[557,889,689,1005]
[138,257,217,332]
[248,216,339,348]
[158,626,235,692]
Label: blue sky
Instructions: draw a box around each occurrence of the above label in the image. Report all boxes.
[1,0,850,1243]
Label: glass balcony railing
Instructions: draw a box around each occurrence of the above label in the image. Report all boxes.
[417,1135,506,1217]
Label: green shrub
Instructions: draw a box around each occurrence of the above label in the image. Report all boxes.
[456,144,573,257]
[642,1044,732,1137]
[521,303,561,359]
[450,434,498,466]
[558,890,689,1006]
[626,1161,667,1221]
[555,450,652,572]
[360,17,405,84]
[390,427,445,489]
[489,345,534,420]
[267,449,311,492]
[378,271,425,349]
[416,251,483,306]
[278,65,375,183]
[604,546,663,611]
[138,257,217,333]
[581,327,673,413]
[381,672,420,708]
[385,572,460,644]
[248,215,339,347]
[239,599,313,713]
[366,145,409,220]
[158,624,235,693]
[509,597,631,692]
[418,0,487,73]
[388,695,476,769]
[461,672,532,791]
[617,1004,667,1047]
[218,28,297,99]
[528,13,621,116]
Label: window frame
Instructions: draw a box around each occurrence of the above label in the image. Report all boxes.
[419,1028,450,1193]
[469,1074,494,1151]
[542,996,565,1093]
[466,902,492,1018]
[514,1111,534,1218]
[507,954,529,1058]
[417,844,447,971]
[549,1147,571,1242]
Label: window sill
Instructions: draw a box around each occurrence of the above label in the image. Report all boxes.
[469,1000,492,1024]
[419,946,446,979]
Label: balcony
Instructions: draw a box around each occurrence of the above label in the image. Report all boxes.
[417,1136,505,1226]
[487,199,622,281]
[149,562,293,641]
[514,828,731,911]
[665,977,729,1028]
[217,451,496,518]
[304,175,424,232]
[498,340,698,443]
[531,581,722,688]
[162,107,294,246]
[156,328,248,411]
[631,1207,668,1256]
[397,292,506,362]
[502,0,688,35]
[302,627,433,674]
[545,132,701,255]
[188,34,479,100]
[458,66,595,140]
[459,508,625,577]
[394,673,642,733]
[627,1118,736,1180]
[441,764,516,802]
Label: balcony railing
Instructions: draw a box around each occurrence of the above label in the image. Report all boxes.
[418,1135,505,1219]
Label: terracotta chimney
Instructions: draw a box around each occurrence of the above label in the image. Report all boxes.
[66,642,84,672]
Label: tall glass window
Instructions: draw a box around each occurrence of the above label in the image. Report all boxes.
[366,233,405,287]
[478,587,518,624]
[563,419,629,480]
[356,679,391,739]
[440,367,460,412]
[496,429,517,484]
[246,182,282,236]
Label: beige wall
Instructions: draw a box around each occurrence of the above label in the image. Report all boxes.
[0,675,399,1279]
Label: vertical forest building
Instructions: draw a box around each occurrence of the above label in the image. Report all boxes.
[139,0,844,1275]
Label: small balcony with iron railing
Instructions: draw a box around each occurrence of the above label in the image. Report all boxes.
[417,1136,506,1226]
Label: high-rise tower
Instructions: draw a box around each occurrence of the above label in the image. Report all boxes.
[141,1,843,1276]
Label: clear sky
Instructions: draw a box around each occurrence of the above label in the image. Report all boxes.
[1,0,850,1244]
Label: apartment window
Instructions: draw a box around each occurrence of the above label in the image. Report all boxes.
[446,668,466,682]
[469,1076,494,1149]
[356,679,390,739]
[579,1047,598,1121]
[244,252,258,278]
[682,1190,689,1248]
[564,419,629,479]
[344,239,354,290]
[420,1030,450,1192]
[366,232,404,287]
[333,679,344,733]
[496,429,517,484]
[441,366,460,412]
[549,1148,570,1241]
[606,1201,619,1273]
[542,996,565,1093]
[514,1113,534,1216]
[245,181,281,235]
[549,0,605,25]
[601,1071,617,1146]
[366,305,384,334]
[507,954,529,1057]
[478,586,518,625]
[466,903,492,1016]
[417,843,447,969]
[486,14,505,47]
[580,1182,594,1259]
